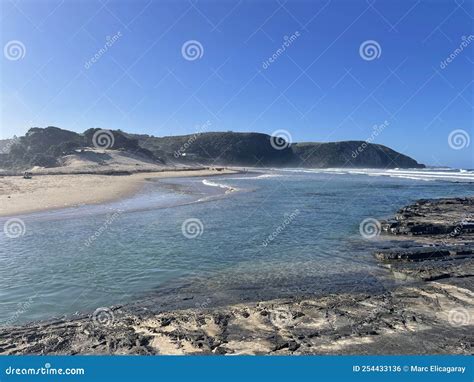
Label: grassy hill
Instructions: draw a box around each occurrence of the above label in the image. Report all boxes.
[133,132,424,168]
[0,127,424,170]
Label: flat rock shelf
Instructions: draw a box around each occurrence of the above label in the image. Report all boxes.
[1,197,473,355]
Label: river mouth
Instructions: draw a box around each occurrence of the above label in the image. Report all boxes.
[1,169,473,326]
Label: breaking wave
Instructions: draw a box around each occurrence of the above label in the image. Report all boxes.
[278,168,474,183]
[202,179,237,193]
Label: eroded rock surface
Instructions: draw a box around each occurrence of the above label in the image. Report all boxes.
[380,197,474,239]
[1,196,472,355]
[1,279,472,355]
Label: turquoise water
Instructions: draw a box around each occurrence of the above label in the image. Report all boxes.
[0,169,473,325]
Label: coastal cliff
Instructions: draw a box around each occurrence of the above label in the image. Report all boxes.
[134,131,424,168]
[0,127,424,171]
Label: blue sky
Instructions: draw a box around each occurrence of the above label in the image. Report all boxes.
[1,0,472,168]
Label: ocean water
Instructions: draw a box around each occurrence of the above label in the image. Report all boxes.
[0,168,473,325]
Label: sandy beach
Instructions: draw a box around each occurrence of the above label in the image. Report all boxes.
[0,168,237,217]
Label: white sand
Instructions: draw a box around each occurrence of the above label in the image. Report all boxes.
[0,168,236,217]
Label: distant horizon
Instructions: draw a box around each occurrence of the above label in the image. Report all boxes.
[1,0,472,168]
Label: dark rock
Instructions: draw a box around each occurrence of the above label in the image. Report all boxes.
[375,247,452,262]
[160,318,172,327]
[273,340,300,352]
[213,346,227,355]
[380,197,474,237]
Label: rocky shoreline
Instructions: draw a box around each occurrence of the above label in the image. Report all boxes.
[375,197,474,282]
[1,197,473,355]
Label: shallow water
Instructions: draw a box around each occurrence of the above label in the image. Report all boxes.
[0,169,473,325]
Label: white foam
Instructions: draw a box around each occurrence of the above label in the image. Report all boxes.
[277,168,474,183]
[202,179,236,193]
[389,175,434,181]
[229,174,282,180]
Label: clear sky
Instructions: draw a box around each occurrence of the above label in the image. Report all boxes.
[1,0,472,168]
